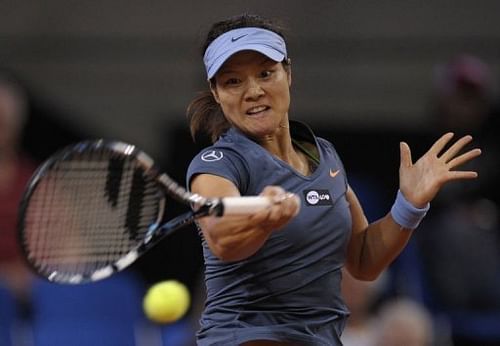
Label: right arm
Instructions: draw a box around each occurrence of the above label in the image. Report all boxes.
[190,173,300,262]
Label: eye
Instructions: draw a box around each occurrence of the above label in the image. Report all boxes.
[260,70,273,79]
[224,78,241,86]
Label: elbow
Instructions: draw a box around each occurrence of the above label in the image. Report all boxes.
[206,237,233,262]
[349,270,381,282]
[345,263,384,282]
[211,245,253,263]
[211,243,237,262]
[203,222,268,262]
[206,237,255,263]
[200,222,245,262]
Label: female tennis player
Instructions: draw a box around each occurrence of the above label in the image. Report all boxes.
[186,14,481,346]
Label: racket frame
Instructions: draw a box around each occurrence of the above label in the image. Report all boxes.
[17,140,269,284]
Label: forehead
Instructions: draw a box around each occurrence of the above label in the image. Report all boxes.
[219,50,274,72]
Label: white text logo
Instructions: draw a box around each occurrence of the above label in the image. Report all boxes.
[304,189,332,206]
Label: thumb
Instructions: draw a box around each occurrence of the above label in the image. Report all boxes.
[399,141,412,169]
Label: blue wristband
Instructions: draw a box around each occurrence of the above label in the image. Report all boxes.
[390,190,430,230]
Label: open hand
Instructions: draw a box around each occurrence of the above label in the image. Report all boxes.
[399,133,482,207]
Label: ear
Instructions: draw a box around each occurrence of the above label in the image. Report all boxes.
[208,80,221,104]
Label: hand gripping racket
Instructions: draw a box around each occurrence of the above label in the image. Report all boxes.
[18,140,271,284]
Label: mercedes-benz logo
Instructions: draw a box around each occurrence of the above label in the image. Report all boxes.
[201,150,224,162]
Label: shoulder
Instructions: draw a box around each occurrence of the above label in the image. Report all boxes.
[187,135,251,193]
[188,145,247,174]
[188,135,249,171]
[317,137,341,158]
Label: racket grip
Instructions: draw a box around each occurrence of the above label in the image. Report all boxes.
[221,196,271,215]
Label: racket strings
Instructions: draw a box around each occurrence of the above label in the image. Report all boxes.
[23,150,162,275]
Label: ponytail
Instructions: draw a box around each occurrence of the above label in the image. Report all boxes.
[186,90,230,143]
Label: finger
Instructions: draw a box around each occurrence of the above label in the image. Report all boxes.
[272,192,295,204]
[254,187,292,211]
[260,186,286,202]
[279,193,301,217]
[447,148,482,169]
[400,142,412,168]
[265,193,300,228]
[289,193,301,217]
[266,205,282,224]
[267,202,295,226]
[446,170,479,181]
[271,193,298,218]
[440,135,473,162]
[428,132,454,156]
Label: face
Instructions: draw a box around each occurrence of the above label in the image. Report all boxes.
[210,50,291,139]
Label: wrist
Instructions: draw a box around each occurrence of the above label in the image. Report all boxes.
[390,190,430,230]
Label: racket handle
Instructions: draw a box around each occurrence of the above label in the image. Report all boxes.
[221,196,271,215]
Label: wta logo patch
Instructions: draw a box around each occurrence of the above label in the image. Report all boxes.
[303,189,333,206]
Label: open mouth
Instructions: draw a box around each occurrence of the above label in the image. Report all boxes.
[246,105,270,116]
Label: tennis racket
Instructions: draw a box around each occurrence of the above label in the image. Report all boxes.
[18,140,272,284]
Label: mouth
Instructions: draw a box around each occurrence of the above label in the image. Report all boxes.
[246,105,270,116]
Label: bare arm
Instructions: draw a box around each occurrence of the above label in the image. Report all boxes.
[345,187,413,280]
[190,173,300,262]
[346,133,481,281]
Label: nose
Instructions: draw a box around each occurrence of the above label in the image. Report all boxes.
[244,78,265,101]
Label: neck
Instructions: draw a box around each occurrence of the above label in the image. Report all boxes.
[256,124,293,158]
[255,124,312,176]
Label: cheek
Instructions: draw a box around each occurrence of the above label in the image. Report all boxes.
[271,74,291,108]
[219,94,237,109]
[217,94,240,120]
[276,86,291,109]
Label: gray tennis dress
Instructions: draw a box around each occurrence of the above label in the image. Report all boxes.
[187,121,352,346]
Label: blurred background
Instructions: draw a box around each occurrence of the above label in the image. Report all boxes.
[1,1,499,345]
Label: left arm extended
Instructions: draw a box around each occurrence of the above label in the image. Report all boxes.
[345,133,481,281]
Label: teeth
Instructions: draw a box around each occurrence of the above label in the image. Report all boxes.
[247,106,267,114]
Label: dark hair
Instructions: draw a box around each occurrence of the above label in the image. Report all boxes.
[187,14,289,143]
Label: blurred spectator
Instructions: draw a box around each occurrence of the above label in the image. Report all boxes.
[341,270,437,346]
[373,297,434,346]
[0,70,37,310]
[340,269,384,346]
[417,54,500,345]
[432,54,495,134]
[431,54,499,205]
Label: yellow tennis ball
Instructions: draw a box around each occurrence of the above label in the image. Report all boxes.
[143,280,191,324]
